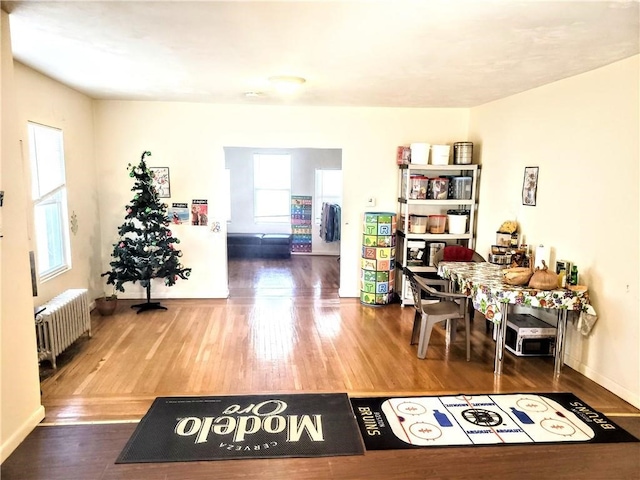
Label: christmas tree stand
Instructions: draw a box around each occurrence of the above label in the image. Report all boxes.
[131,284,167,313]
[131,302,167,313]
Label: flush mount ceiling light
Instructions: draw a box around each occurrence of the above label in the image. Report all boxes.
[268,75,306,94]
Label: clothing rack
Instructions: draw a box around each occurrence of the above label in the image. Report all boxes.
[320,202,341,242]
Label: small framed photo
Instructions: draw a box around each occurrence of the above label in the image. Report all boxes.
[150,167,171,198]
[522,166,539,206]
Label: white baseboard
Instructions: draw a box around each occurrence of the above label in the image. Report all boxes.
[95,289,230,302]
[339,287,358,298]
[0,405,45,463]
[565,355,640,409]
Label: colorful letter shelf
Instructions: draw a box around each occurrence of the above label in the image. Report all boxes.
[361,212,396,306]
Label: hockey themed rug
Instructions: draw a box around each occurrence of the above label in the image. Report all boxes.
[117,393,364,463]
[350,392,639,450]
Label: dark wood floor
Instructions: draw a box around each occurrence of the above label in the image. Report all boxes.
[3,419,639,480]
[3,256,639,479]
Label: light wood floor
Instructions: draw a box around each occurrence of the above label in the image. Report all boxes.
[3,256,639,479]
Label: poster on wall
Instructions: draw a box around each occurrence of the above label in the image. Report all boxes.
[522,166,539,206]
[191,199,208,226]
[150,167,171,198]
[168,203,189,224]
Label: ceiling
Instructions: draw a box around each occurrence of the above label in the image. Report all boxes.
[3,0,639,108]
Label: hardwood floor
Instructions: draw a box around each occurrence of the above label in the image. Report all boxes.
[227,255,340,297]
[3,256,639,479]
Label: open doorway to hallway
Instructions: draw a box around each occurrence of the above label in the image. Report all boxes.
[224,147,342,297]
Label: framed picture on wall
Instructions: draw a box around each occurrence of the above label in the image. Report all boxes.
[522,166,539,206]
[150,167,171,198]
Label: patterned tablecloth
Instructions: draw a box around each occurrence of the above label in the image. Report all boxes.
[437,262,592,324]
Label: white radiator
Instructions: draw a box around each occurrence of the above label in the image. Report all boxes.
[35,288,92,369]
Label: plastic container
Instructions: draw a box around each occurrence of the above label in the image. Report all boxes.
[410,143,430,164]
[488,253,512,265]
[430,144,451,165]
[447,209,468,234]
[428,215,446,234]
[396,146,411,165]
[409,175,428,199]
[496,232,511,246]
[399,214,407,231]
[453,142,473,165]
[401,169,409,195]
[429,177,449,199]
[451,176,472,200]
[409,215,428,233]
[426,242,446,266]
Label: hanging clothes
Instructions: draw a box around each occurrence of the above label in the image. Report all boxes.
[320,202,341,242]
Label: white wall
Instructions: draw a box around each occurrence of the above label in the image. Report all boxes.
[13,63,102,303]
[469,56,640,408]
[93,102,469,299]
[0,11,44,462]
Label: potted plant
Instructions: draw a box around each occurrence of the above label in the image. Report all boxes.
[95,289,118,316]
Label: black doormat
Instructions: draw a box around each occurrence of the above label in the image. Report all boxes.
[350,392,639,450]
[117,393,364,463]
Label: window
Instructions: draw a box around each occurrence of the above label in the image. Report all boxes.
[253,154,291,223]
[28,122,71,280]
[314,169,342,224]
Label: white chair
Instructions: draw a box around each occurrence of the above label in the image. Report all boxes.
[407,270,471,361]
[433,245,488,330]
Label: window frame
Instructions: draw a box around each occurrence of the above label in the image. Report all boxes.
[28,121,71,281]
[314,169,342,224]
[253,153,292,223]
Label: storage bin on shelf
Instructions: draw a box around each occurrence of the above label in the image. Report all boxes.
[431,144,451,165]
[409,215,428,233]
[410,143,430,164]
[429,178,449,199]
[409,175,428,199]
[453,142,473,165]
[450,176,472,200]
[396,146,411,165]
[428,215,446,234]
[447,209,469,234]
[399,214,408,231]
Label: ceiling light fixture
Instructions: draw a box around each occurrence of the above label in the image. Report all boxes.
[268,75,306,94]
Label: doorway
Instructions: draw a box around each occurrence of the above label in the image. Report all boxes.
[224,147,342,297]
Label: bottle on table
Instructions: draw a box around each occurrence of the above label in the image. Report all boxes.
[521,244,530,268]
[557,268,567,288]
[569,265,578,286]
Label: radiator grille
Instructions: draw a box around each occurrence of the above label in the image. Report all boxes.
[35,288,92,369]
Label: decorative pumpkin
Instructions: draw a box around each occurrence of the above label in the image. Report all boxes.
[503,266,533,286]
[528,260,559,290]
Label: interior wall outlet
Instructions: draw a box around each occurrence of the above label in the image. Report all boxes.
[366,197,376,207]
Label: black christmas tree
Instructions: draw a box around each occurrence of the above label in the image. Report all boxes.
[102,151,191,313]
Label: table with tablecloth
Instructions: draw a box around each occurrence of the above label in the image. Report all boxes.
[437,261,593,376]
